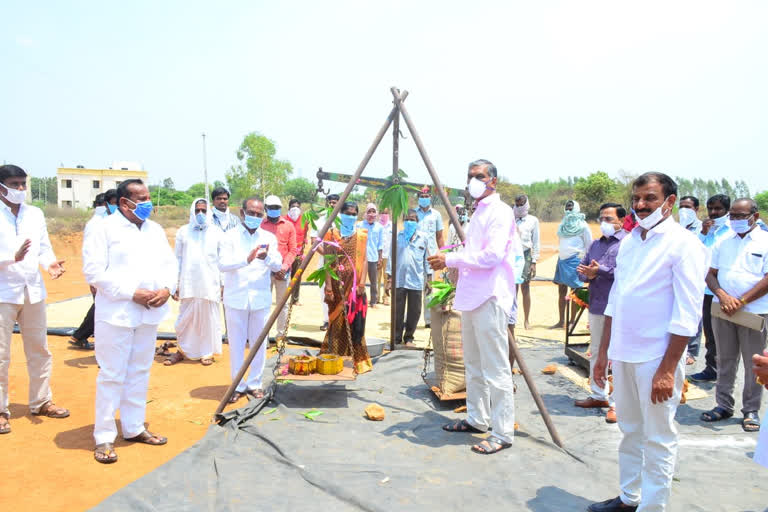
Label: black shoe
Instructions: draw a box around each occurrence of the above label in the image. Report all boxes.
[68,337,94,350]
[425,323,430,329]
[320,322,329,331]
[689,368,717,382]
[587,496,638,511]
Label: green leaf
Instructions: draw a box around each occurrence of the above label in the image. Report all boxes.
[264,407,278,415]
[302,409,324,421]
[269,417,281,421]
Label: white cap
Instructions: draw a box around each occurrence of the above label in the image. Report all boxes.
[265,195,282,207]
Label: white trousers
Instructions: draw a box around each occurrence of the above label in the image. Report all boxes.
[94,321,158,444]
[271,274,289,338]
[319,282,329,323]
[225,307,268,392]
[176,298,222,360]
[462,298,516,444]
[588,313,613,405]
[613,356,685,512]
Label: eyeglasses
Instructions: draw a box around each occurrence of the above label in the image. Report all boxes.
[729,213,754,220]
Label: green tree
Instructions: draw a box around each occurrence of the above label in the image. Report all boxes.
[162,177,175,190]
[574,171,616,219]
[30,177,57,204]
[495,177,525,205]
[226,132,293,201]
[284,177,316,203]
[755,191,768,213]
[186,182,208,199]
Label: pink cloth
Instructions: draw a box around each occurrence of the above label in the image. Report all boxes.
[444,193,517,315]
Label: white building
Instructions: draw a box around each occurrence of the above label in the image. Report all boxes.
[57,163,148,208]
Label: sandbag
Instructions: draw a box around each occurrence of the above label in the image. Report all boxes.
[430,306,465,395]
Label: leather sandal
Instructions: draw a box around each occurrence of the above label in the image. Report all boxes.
[701,406,733,422]
[124,430,167,445]
[163,352,184,366]
[32,401,70,418]
[228,391,246,404]
[94,442,118,464]
[0,413,10,435]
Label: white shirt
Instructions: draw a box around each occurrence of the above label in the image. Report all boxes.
[0,202,57,305]
[175,223,222,302]
[711,228,768,314]
[604,217,707,363]
[218,225,282,311]
[83,212,106,244]
[83,212,178,328]
[380,222,392,257]
[558,227,592,260]
[516,215,541,262]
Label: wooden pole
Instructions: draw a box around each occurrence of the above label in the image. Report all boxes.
[389,107,400,352]
[390,87,564,448]
[214,91,409,417]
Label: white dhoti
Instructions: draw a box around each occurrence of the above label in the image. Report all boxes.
[175,298,222,360]
[271,274,290,338]
[461,298,516,444]
[94,321,157,444]
[613,356,685,512]
[225,307,269,392]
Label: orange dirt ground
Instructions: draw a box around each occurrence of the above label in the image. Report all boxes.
[1,220,598,510]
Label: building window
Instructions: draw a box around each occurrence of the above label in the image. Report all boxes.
[93,180,100,189]
[62,179,72,189]
[62,200,72,208]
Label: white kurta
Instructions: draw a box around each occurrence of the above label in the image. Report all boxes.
[83,211,178,444]
[174,202,223,360]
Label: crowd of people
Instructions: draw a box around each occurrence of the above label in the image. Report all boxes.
[1,161,767,509]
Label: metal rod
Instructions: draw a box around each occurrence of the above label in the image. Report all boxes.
[389,106,400,352]
[202,133,209,201]
[214,91,409,417]
[391,87,564,449]
[508,326,564,448]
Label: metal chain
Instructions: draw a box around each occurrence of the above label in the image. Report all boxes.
[268,276,299,401]
[421,330,432,383]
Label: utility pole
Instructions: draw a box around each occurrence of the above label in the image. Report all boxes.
[202,133,209,200]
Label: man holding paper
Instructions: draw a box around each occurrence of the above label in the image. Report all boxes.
[702,198,768,433]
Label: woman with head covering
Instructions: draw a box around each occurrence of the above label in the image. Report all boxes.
[164,198,223,366]
[321,201,373,373]
[552,200,593,329]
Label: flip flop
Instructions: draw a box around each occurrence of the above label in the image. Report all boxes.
[94,442,118,464]
[247,388,265,400]
[471,438,512,455]
[124,430,167,445]
[701,406,733,422]
[442,419,485,434]
[31,401,70,418]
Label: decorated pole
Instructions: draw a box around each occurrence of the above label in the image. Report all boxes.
[389,105,400,352]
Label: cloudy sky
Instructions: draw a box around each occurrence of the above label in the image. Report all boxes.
[2,1,766,194]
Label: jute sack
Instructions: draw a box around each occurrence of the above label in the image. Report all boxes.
[430,306,465,394]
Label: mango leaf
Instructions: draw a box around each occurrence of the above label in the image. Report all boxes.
[302,409,324,421]
[264,407,278,415]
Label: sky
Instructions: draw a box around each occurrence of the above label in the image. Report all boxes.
[2,1,767,195]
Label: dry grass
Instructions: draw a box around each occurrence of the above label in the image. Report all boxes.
[43,205,196,235]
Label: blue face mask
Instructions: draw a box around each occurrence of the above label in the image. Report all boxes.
[127,199,153,220]
[107,204,117,215]
[243,215,262,230]
[266,208,281,219]
[195,212,207,226]
[403,220,418,239]
[418,197,431,208]
[339,213,357,237]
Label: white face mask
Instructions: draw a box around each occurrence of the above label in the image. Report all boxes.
[468,177,489,199]
[678,207,697,227]
[1,183,26,205]
[94,205,107,216]
[637,200,670,230]
[288,207,301,221]
[213,209,227,218]
[600,221,617,237]
[713,214,729,228]
[730,218,752,234]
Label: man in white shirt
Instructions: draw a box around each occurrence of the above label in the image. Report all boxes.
[417,186,444,328]
[701,198,768,433]
[0,165,69,436]
[164,198,222,367]
[83,179,177,463]
[218,197,282,404]
[589,173,706,512]
[514,194,540,330]
[210,187,240,233]
[310,193,339,330]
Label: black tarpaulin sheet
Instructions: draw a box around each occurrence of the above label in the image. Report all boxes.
[94,344,767,512]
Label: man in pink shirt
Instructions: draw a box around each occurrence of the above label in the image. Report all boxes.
[428,159,517,455]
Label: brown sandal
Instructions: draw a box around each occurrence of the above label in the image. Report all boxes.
[200,357,213,366]
[163,352,184,366]
[124,430,167,445]
[247,388,265,400]
[94,442,118,464]
[32,401,70,418]
[228,391,246,404]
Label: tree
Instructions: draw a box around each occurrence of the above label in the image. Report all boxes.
[284,177,316,203]
[186,182,208,199]
[226,132,293,201]
[495,177,525,206]
[162,177,175,190]
[30,177,57,204]
[574,171,615,219]
[755,191,768,213]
